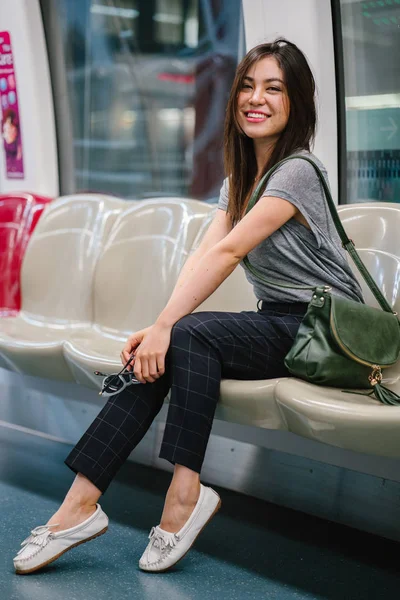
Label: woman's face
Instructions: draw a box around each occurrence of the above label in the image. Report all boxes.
[237,56,290,144]
[3,118,18,144]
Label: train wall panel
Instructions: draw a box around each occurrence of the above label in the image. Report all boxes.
[0,0,58,197]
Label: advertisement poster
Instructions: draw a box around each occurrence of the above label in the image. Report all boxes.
[0,31,24,179]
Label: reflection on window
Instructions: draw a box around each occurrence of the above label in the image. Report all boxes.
[55,0,242,200]
[340,0,400,203]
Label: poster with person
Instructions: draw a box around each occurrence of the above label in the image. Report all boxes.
[0,31,24,179]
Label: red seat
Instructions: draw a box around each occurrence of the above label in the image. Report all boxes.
[0,193,52,316]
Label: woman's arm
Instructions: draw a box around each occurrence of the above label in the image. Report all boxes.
[121,208,231,376]
[156,195,298,328]
[124,196,298,382]
[170,208,232,293]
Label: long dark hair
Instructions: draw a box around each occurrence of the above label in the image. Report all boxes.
[224,38,317,223]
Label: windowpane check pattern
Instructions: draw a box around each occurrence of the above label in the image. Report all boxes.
[65,305,306,492]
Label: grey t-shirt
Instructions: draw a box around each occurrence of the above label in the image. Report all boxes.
[218,149,364,304]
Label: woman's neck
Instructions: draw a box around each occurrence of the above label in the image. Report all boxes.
[253,138,276,178]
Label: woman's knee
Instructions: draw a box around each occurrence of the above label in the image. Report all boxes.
[171,313,215,346]
[171,314,198,343]
[171,311,218,343]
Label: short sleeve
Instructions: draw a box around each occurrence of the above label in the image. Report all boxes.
[218,177,229,212]
[260,157,330,246]
[261,157,324,206]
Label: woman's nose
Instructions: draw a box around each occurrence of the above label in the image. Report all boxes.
[249,88,266,104]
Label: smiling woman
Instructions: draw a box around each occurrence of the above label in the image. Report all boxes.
[13,37,364,578]
[224,40,317,225]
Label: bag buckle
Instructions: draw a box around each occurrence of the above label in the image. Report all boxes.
[312,286,331,307]
[369,365,382,386]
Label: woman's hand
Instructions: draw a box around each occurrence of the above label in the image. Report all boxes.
[121,324,172,383]
[121,326,151,367]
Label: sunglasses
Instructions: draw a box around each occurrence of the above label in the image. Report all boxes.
[94,355,142,397]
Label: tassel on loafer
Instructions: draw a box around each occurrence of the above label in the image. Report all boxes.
[13,504,109,575]
[139,483,221,573]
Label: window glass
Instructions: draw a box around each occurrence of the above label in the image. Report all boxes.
[339,0,400,203]
[54,0,242,200]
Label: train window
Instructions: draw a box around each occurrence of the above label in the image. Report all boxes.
[337,0,400,203]
[50,0,243,200]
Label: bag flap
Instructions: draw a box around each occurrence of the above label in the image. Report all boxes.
[330,296,400,366]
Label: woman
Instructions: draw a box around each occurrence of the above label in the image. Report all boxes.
[13,38,363,575]
[2,108,22,172]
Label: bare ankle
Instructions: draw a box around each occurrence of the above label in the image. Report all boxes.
[63,496,97,511]
[167,480,200,506]
[47,504,96,532]
[59,474,101,513]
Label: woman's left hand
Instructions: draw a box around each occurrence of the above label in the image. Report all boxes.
[129,323,172,384]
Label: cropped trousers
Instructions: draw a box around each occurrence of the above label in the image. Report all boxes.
[65,303,307,493]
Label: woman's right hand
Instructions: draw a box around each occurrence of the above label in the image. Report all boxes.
[120,323,172,383]
[120,327,152,370]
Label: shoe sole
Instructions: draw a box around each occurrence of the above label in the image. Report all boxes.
[15,526,108,575]
[140,496,222,573]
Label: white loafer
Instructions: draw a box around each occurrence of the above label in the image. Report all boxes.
[139,484,221,572]
[13,504,109,575]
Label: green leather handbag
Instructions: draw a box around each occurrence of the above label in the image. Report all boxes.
[243,155,400,405]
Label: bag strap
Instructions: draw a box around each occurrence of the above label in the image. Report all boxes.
[242,154,396,314]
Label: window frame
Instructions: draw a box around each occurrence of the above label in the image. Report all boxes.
[330,0,348,205]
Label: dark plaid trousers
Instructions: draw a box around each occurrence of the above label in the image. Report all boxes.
[65,303,307,493]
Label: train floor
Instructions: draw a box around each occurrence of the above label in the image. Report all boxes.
[0,426,399,600]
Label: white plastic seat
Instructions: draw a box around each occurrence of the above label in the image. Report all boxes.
[63,199,212,388]
[0,195,124,381]
[198,203,400,453]
[274,203,400,458]
[57,199,400,458]
[338,202,400,254]
[217,377,287,429]
[274,375,400,459]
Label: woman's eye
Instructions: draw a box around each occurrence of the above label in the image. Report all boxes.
[268,87,280,92]
[242,84,252,89]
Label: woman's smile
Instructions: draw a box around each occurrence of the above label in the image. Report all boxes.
[244,111,271,123]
